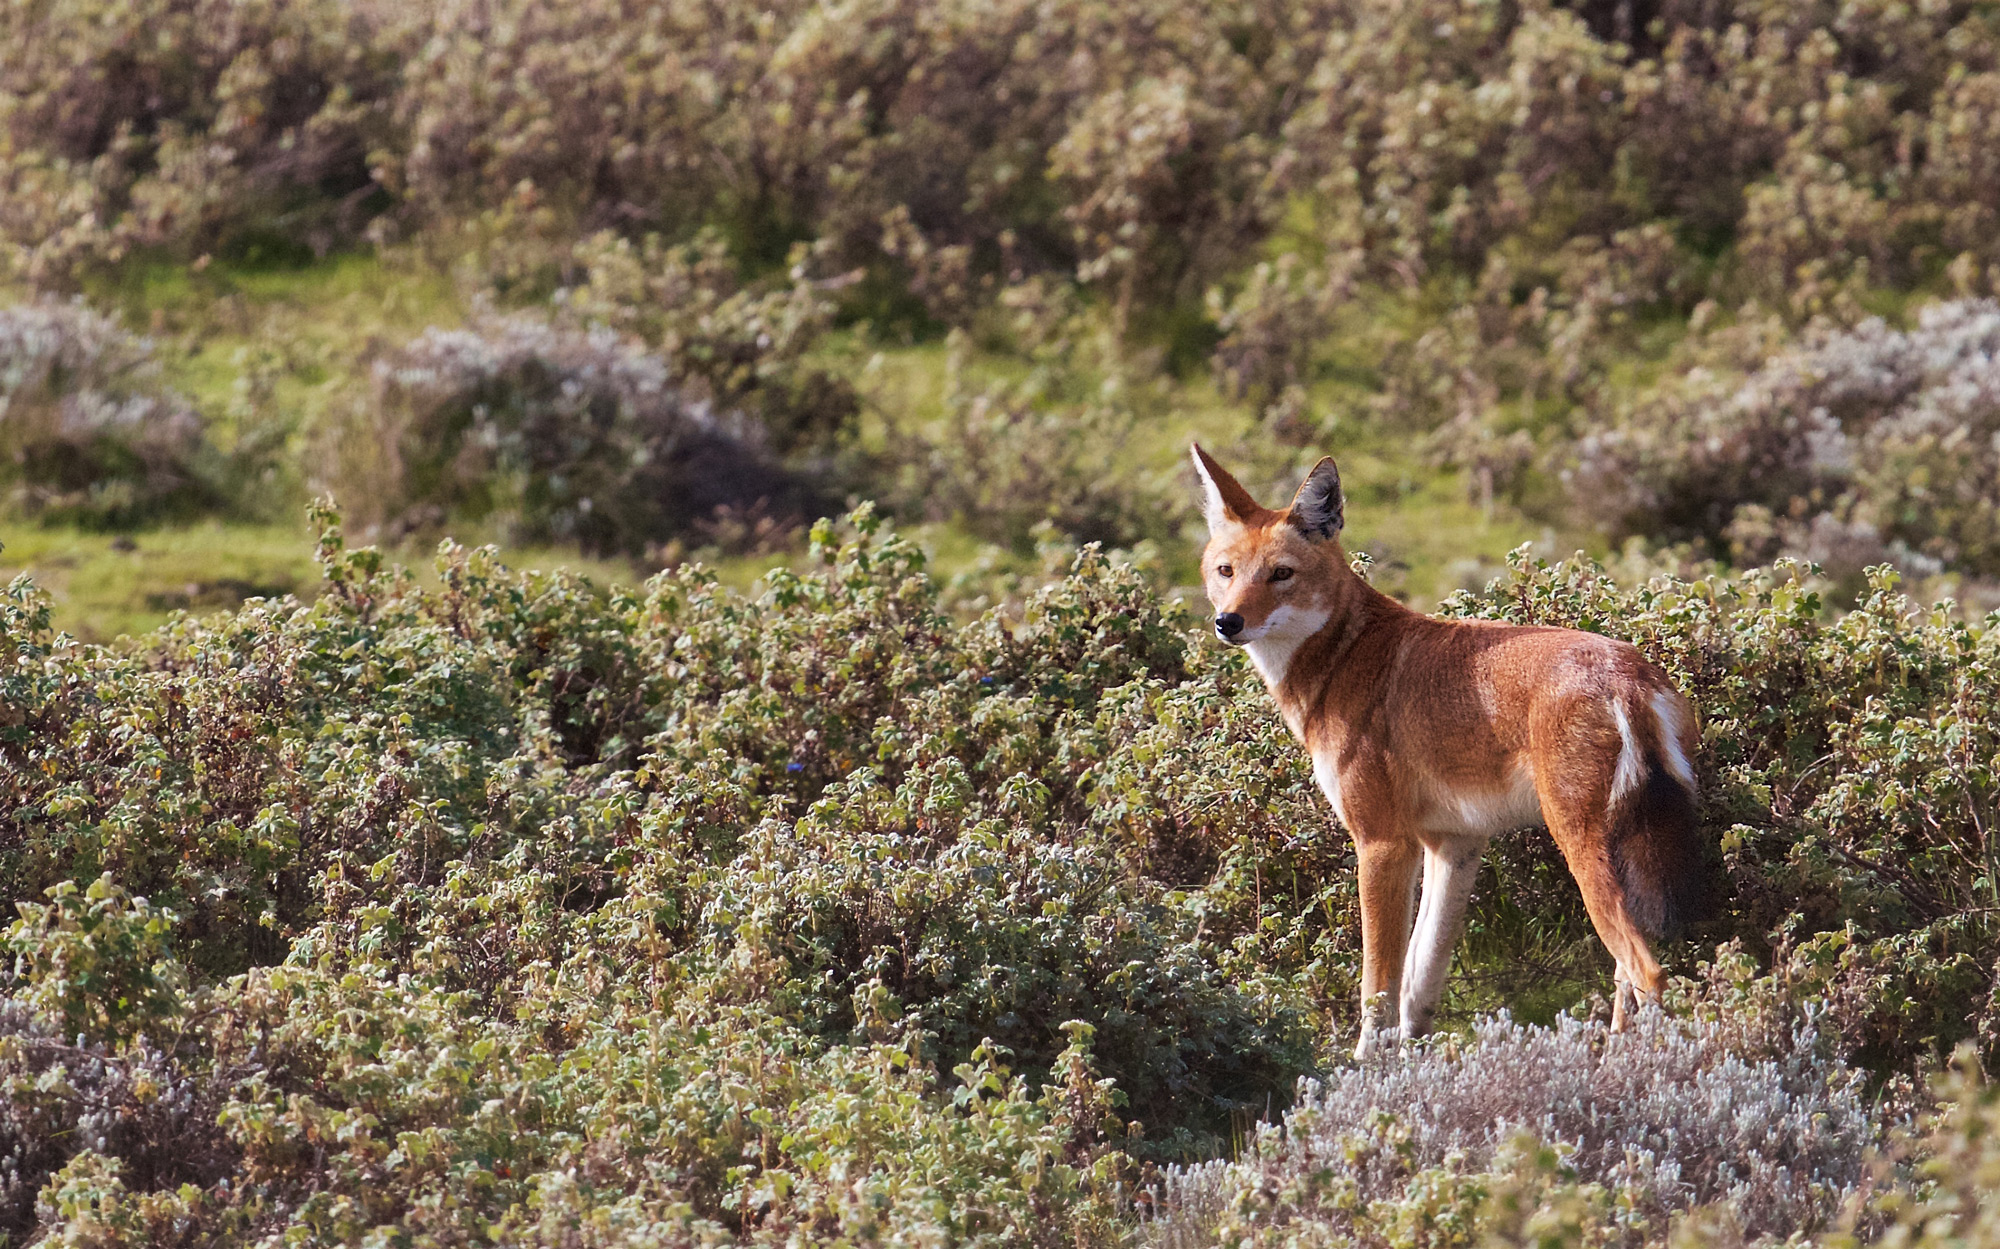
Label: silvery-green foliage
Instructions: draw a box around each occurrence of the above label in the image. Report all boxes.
[0,505,1334,1243]
[1571,299,2000,584]
[334,314,802,553]
[0,301,210,526]
[1206,253,1354,411]
[6,504,2000,1245]
[1146,1008,1881,1247]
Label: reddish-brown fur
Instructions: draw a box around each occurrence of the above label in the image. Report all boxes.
[1190,445,1706,1055]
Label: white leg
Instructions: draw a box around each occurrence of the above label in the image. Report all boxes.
[1399,838,1485,1038]
[1401,848,1445,999]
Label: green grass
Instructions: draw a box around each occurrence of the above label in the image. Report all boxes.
[90,252,465,454]
[0,521,665,643]
[0,522,318,642]
[11,249,1603,638]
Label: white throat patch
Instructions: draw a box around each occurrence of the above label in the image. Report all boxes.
[1241,604,1331,687]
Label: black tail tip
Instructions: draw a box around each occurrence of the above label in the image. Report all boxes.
[1615,762,1719,941]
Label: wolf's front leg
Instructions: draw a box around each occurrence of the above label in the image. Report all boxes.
[1352,836,1421,1059]
[1399,836,1486,1039]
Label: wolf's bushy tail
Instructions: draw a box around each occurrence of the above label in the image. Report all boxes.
[1608,759,1711,940]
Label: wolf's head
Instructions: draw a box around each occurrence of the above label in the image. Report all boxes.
[1189,444,1348,651]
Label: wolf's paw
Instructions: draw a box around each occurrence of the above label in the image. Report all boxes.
[1353,1024,1405,1060]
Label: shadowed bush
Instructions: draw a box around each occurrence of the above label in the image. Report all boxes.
[330,315,814,553]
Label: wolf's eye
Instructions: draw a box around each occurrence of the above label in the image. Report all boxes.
[1270,567,1294,582]
[1217,564,1234,578]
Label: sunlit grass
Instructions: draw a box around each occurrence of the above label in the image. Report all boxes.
[0,522,319,643]
[15,250,1602,642]
[0,519,685,643]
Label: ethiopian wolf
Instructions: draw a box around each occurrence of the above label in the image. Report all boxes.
[1190,445,1708,1057]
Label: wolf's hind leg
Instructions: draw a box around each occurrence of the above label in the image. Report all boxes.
[1539,794,1665,1032]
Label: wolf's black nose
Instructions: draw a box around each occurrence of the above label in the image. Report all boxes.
[1214,612,1245,638]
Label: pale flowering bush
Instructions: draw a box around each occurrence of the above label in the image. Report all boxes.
[330,315,805,553]
[1145,1005,1884,1247]
[0,301,212,526]
[1571,299,2000,584]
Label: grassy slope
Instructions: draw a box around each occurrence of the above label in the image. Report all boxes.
[6,252,1594,640]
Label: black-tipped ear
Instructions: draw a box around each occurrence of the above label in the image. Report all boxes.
[1289,458,1344,540]
[1190,443,1265,533]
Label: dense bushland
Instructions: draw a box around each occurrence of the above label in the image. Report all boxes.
[13,0,2000,310]
[12,0,2000,581]
[13,0,2000,1243]
[2,508,1999,1243]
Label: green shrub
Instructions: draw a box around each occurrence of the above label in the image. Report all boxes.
[557,230,860,459]
[877,307,1181,551]
[6,0,2000,326]
[8,501,2000,1243]
[4,875,184,1049]
[0,504,1337,1241]
[0,0,403,285]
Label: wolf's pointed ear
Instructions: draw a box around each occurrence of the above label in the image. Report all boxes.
[1190,443,1262,533]
[1288,457,1344,540]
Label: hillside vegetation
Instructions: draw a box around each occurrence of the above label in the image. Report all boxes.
[7,0,2000,1244]
[3,513,1999,1245]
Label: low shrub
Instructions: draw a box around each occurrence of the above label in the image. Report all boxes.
[1146,1000,1884,1246]
[0,505,1336,1242]
[0,1005,234,1240]
[328,315,811,553]
[0,301,214,527]
[1205,253,1353,410]
[5,504,2000,1244]
[1570,299,2000,586]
